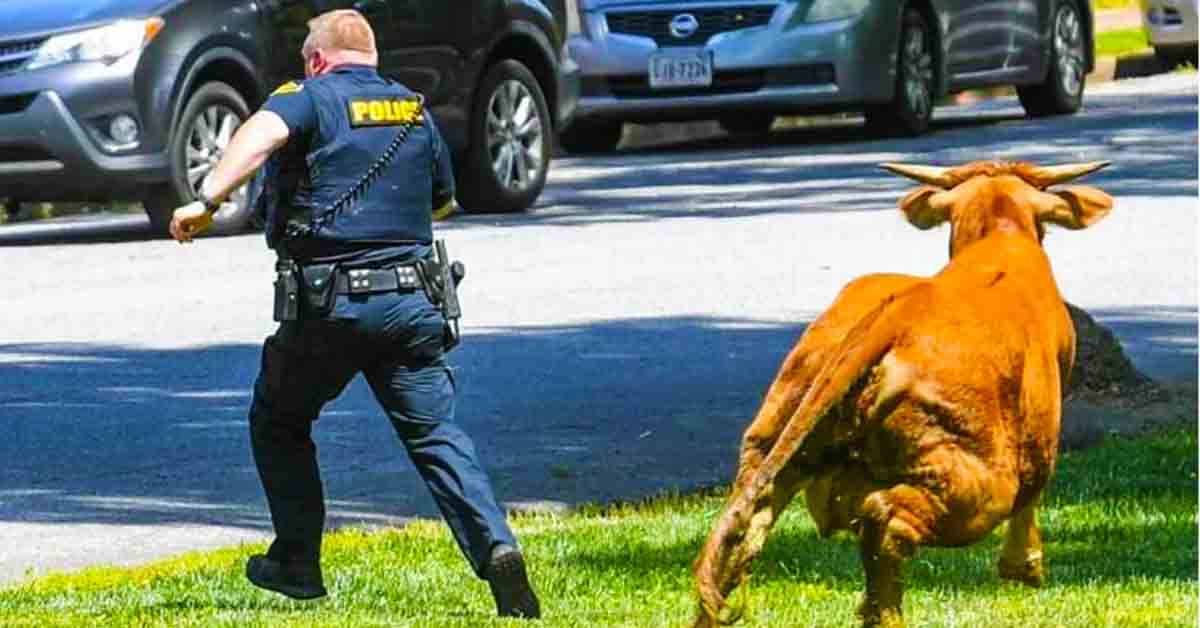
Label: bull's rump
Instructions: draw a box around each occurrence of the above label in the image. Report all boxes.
[801,277,1068,541]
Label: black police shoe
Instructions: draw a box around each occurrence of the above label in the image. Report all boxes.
[485,544,541,619]
[245,554,327,600]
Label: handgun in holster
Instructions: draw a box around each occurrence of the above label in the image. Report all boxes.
[417,239,466,350]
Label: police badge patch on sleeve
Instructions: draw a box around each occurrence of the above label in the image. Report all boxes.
[347,96,424,128]
[271,80,304,96]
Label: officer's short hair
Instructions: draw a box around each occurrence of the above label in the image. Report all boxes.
[302,10,377,58]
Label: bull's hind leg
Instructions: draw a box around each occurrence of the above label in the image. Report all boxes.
[855,485,939,628]
[854,446,1020,628]
[997,501,1045,587]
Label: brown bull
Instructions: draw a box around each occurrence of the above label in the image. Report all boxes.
[692,160,1114,628]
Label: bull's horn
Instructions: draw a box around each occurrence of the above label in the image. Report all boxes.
[1026,161,1112,188]
[879,163,955,188]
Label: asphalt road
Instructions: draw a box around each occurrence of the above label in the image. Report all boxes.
[0,73,1194,585]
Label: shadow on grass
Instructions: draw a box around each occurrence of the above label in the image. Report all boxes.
[562,500,1194,597]
[560,428,1197,593]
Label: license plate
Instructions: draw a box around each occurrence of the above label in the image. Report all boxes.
[648,50,713,89]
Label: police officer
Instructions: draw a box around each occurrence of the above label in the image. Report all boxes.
[169,10,539,619]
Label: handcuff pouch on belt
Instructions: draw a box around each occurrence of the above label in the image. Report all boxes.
[300,264,338,316]
[273,260,339,321]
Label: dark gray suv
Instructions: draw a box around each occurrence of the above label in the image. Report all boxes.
[0,0,579,234]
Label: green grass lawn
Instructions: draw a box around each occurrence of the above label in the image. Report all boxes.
[1096,27,1153,58]
[1,428,1195,627]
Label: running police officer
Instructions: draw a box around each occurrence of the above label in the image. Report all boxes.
[168,10,539,619]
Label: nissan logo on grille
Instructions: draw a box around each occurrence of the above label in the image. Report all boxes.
[669,13,699,39]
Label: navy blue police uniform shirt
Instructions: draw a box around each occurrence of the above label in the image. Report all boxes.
[258,64,455,266]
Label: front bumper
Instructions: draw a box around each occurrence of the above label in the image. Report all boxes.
[567,2,897,123]
[0,57,169,201]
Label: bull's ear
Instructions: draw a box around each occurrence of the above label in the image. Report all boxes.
[899,186,952,229]
[1040,185,1114,230]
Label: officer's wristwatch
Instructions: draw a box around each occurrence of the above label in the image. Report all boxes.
[196,192,221,215]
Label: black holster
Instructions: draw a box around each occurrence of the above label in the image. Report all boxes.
[416,239,465,351]
[273,258,300,322]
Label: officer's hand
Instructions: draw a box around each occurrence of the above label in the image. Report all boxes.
[169,201,214,243]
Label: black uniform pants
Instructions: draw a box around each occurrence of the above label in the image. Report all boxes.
[248,289,516,577]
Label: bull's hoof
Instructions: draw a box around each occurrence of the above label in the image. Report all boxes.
[857,598,904,628]
[690,611,719,628]
[998,553,1044,587]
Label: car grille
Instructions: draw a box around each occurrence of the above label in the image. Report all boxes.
[0,38,44,77]
[605,6,777,46]
[595,64,835,99]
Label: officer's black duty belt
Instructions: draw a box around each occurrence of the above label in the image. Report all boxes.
[334,264,422,294]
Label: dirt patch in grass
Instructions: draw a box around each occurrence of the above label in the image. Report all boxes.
[1059,303,1195,450]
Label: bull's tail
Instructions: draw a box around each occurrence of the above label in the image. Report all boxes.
[694,293,908,626]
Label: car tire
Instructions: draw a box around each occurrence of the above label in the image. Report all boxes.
[718,114,774,136]
[144,81,253,236]
[864,8,936,137]
[457,59,552,214]
[558,120,623,154]
[1017,0,1086,117]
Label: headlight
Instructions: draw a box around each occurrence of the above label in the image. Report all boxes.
[804,0,871,23]
[27,18,164,71]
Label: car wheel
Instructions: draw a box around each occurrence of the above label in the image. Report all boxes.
[1017,0,1086,117]
[718,113,775,136]
[457,59,551,214]
[865,8,936,137]
[144,81,252,236]
[558,120,623,154]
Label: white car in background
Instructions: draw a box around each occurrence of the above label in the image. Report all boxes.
[1141,0,1199,68]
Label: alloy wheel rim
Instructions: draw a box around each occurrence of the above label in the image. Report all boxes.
[903,23,935,122]
[1055,4,1085,98]
[186,104,247,213]
[486,79,544,192]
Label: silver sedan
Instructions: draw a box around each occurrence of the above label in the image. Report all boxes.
[561,0,1095,152]
[1140,0,1199,68]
